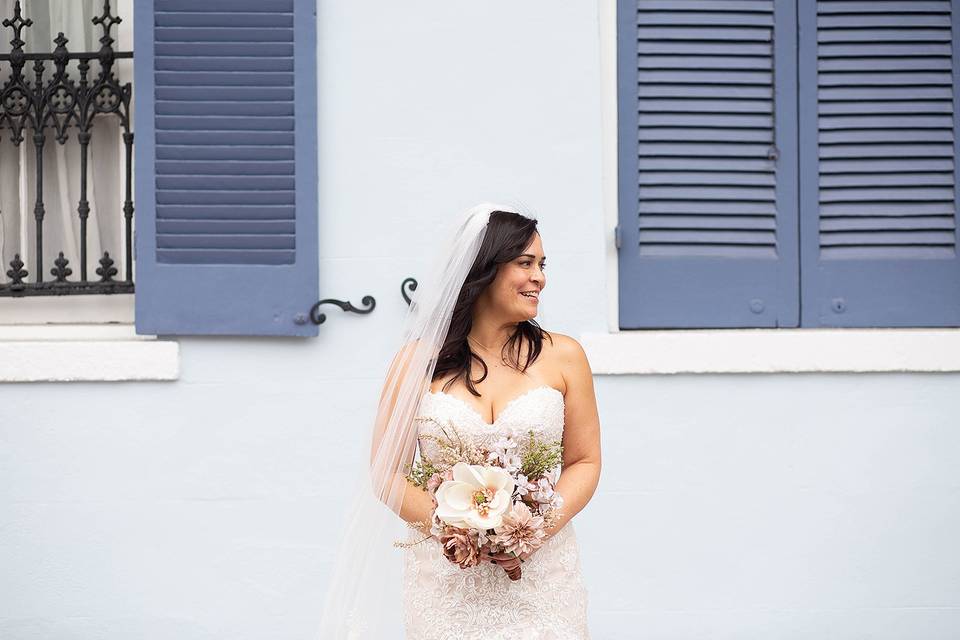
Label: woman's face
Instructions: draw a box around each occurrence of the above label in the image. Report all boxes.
[480,232,547,322]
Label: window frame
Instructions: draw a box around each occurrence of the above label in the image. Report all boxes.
[599,0,960,374]
[0,0,177,383]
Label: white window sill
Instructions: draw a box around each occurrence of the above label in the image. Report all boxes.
[0,323,179,382]
[580,329,960,374]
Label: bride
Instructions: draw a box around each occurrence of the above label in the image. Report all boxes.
[317,204,602,639]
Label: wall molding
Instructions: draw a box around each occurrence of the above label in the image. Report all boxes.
[581,329,960,374]
[0,323,178,382]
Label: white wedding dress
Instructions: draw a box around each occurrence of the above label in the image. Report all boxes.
[402,385,590,640]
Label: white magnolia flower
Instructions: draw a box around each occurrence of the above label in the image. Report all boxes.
[434,462,516,530]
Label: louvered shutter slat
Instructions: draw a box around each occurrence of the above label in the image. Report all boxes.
[618,0,799,328]
[135,0,318,336]
[798,0,960,326]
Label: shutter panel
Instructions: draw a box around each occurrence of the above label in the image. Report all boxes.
[799,0,960,326]
[134,0,318,336]
[617,0,799,328]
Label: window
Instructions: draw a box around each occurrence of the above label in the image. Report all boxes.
[616,0,960,329]
[0,0,135,325]
[1,0,319,337]
[0,1,318,381]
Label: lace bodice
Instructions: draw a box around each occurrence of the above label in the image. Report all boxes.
[416,384,566,458]
[402,384,590,640]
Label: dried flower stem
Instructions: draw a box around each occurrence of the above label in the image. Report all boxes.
[393,519,435,548]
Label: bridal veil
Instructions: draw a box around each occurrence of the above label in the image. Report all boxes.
[316,203,508,638]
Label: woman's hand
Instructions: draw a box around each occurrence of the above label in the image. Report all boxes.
[478,547,537,580]
[480,549,522,580]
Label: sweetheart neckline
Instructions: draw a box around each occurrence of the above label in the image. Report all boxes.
[423,384,564,427]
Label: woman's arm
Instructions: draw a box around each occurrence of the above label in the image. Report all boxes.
[369,339,437,530]
[545,334,602,537]
[500,334,601,570]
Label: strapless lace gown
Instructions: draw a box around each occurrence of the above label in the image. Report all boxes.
[402,385,590,640]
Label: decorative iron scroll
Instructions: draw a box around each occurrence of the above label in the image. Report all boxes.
[401,276,417,305]
[0,0,133,297]
[307,294,376,326]
[304,277,417,325]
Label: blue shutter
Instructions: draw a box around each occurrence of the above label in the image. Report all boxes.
[617,0,799,328]
[134,0,318,336]
[798,1,960,327]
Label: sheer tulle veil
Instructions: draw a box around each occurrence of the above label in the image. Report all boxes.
[315,203,509,638]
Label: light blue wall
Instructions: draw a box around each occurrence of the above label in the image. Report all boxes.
[2,2,959,639]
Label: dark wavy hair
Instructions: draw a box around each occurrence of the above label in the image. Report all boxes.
[431,210,554,397]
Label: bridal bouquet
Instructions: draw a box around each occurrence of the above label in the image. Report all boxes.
[396,416,564,581]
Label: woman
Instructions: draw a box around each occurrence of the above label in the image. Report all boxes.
[317,204,601,639]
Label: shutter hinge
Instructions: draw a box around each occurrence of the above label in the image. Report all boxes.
[614,225,621,250]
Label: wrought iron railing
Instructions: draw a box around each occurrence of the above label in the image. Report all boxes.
[0,0,132,297]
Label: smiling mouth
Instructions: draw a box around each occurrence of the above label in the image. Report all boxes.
[519,292,539,302]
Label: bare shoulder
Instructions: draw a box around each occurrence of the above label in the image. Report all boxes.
[542,330,588,361]
[539,330,593,394]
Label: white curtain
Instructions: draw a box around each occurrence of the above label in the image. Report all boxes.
[0,0,127,283]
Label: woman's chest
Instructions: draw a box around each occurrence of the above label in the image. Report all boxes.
[415,385,565,459]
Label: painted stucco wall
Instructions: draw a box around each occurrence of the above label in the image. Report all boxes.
[1,2,958,638]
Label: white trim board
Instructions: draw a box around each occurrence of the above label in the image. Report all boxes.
[581,329,960,374]
[0,324,179,382]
